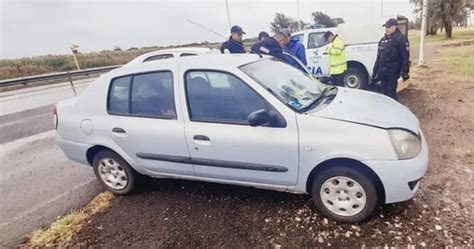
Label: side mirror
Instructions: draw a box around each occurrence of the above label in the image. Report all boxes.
[248,109,271,127]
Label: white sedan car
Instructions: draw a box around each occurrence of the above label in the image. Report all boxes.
[125,47,220,66]
[55,54,428,222]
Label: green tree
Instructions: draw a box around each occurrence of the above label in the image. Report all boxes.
[331,17,345,26]
[311,11,336,27]
[270,13,304,33]
[410,0,471,38]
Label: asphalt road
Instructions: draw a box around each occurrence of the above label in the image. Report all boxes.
[0,80,102,248]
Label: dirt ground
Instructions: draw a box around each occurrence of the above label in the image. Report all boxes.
[68,42,473,248]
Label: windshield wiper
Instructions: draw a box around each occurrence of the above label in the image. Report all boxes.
[300,86,337,113]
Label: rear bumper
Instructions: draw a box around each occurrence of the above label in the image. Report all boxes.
[55,133,91,166]
[363,133,429,204]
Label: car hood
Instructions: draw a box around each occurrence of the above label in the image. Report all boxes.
[308,88,420,133]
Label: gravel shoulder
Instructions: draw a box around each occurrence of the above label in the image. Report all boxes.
[67,43,474,248]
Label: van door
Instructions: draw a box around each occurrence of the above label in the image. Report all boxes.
[306,32,331,77]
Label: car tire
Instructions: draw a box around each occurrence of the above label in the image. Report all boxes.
[344,67,368,89]
[92,150,136,195]
[311,166,378,223]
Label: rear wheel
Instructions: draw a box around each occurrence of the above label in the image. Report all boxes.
[92,150,136,195]
[344,67,368,89]
[311,166,378,222]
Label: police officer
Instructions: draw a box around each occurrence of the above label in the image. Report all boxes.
[324,31,347,87]
[372,18,410,100]
[250,31,270,53]
[220,25,246,54]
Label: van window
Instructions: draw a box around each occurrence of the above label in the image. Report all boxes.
[143,54,174,62]
[308,33,330,49]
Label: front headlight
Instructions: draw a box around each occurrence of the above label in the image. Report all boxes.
[388,129,422,160]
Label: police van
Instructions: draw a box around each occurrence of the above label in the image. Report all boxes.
[292,17,408,89]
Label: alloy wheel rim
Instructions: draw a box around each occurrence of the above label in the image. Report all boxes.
[98,158,128,190]
[345,74,361,88]
[320,176,367,217]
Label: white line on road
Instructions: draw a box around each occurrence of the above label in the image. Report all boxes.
[0,130,55,155]
[0,178,96,228]
[0,112,51,129]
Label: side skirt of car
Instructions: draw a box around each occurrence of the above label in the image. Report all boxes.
[136,153,288,172]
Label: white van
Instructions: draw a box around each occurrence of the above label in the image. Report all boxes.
[292,19,409,90]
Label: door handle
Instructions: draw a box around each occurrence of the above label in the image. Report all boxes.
[193,135,210,141]
[112,127,126,134]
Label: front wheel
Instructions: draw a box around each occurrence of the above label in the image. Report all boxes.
[92,150,136,195]
[311,166,378,223]
[344,67,368,89]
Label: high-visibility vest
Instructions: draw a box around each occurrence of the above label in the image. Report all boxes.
[327,35,347,75]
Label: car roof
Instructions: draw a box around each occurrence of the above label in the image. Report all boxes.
[125,47,219,66]
[109,54,270,77]
[156,47,218,53]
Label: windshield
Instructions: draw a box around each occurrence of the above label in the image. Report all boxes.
[240,58,328,112]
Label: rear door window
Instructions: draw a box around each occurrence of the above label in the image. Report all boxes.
[108,76,132,114]
[108,71,176,119]
[131,72,176,118]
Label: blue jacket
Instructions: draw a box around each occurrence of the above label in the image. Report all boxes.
[220,37,246,54]
[283,37,307,66]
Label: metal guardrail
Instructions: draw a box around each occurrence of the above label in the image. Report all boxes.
[0,65,122,88]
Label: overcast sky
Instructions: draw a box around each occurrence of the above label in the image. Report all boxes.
[0,0,413,59]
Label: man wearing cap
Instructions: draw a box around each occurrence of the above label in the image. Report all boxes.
[324,31,347,87]
[220,25,246,54]
[372,18,410,100]
[274,28,307,68]
[250,31,270,54]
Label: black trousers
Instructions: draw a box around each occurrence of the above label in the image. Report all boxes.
[330,73,345,87]
[379,72,399,100]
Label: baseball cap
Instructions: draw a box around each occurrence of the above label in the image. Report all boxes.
[231,25,246,35]
[383,18,398,28]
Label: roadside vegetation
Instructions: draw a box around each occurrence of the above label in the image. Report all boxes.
[409,27,474,46]
[0,40,263,80]
[23,192,114,248]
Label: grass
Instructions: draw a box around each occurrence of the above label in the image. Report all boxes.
[409,27,474,76]
[409,27,474,47]
[435,44,474,76]
[25,191,114,248]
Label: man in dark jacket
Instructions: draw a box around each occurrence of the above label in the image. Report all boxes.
[252,36,285,61]
[220,25,246,54]
[274,28,307,66]
[250,31,270,53]
[372,18,410,100]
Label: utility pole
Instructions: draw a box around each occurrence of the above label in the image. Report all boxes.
[70,44,80,70]
[225,0,232,29]
[381,0,384,17]
[419,0,428,66]
[296,0,301,21]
